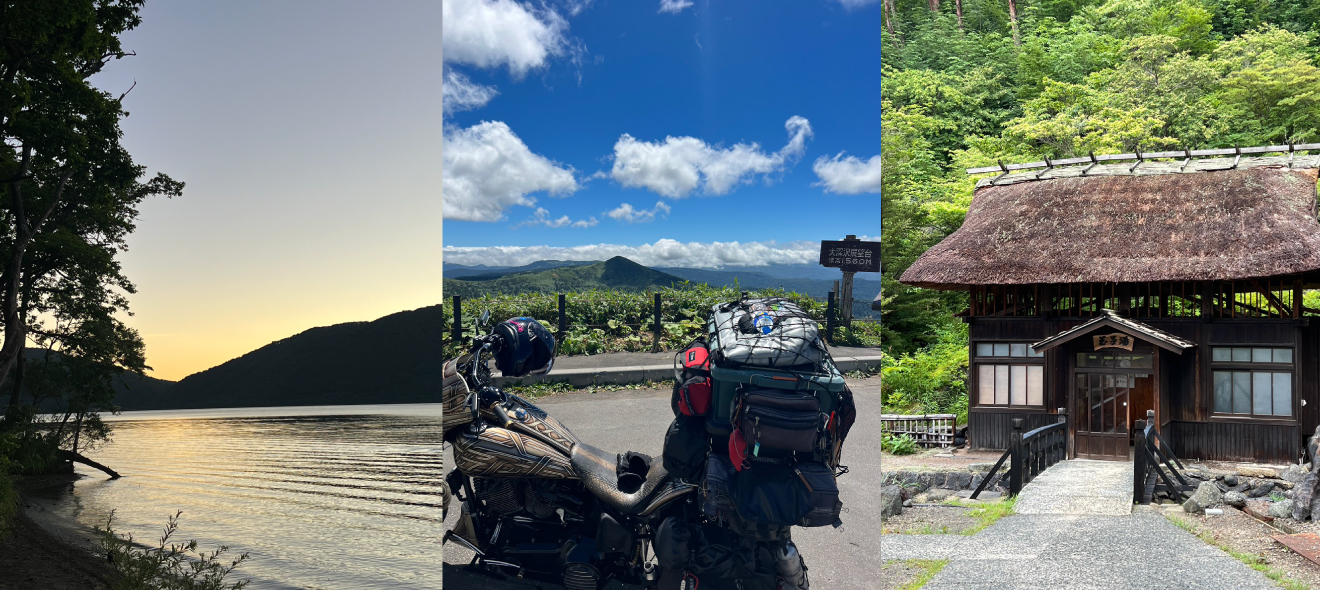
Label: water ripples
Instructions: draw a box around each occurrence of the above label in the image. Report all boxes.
[57,405,450,589]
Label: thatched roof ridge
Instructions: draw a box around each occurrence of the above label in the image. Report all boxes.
[900,165,1320,289]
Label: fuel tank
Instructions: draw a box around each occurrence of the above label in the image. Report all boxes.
[442,358,474,434]
[452,425,578,479]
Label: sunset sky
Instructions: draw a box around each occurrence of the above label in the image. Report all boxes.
[89,1,442,380]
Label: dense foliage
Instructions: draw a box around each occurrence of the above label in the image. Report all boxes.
[442,282,882,358]
[880,0,1320,417]
[0,0,181,473]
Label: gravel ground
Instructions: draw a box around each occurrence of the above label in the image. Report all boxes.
[1165,505,1320,588]
[880,505,979,535]
[880,448,1003,470]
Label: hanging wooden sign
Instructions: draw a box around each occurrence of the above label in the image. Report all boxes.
[1093,332,1134,351]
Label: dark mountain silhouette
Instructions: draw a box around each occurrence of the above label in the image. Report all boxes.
[111,305,446,410]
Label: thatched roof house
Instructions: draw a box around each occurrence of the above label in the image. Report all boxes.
[901,164,1320,288]
[898,154,1320,465]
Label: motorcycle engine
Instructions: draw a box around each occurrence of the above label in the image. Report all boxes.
[472,477,560,519]
[472,477,523,514]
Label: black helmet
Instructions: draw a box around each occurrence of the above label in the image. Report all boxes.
[494,317,557,377]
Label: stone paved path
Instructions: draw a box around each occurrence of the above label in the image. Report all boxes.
[1014,459,1134,516]
[881,511,1279,589]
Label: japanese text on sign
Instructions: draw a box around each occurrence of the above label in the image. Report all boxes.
[1093,333,1134,351]
[818,240,881,272]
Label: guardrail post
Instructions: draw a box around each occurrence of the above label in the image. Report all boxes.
[653,293,662,352]
[1134,418,1148,504]
[826,291,836,344]
[558,293,567,339]
[1009,418,1024,496]
[451,295,463,346]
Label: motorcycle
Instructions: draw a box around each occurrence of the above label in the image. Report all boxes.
[441,311,809,590]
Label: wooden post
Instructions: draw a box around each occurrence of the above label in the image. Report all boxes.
[1202,281,1214,319]
[1134,418,1148,504]
[1295,279,1303,319]
[841,271,855,327]
[1009,418,1024,496]
[653,293,662,352]
[1147,409,1157,453]
[1057,408,1066,463]
[451,295,463,346]
[558,294,567,338]
[826,291,836,344]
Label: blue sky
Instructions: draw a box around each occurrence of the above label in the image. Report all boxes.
[442,0,881,269]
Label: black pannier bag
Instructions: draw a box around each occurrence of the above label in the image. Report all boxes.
[735,388,825,456]
[794,461,842,527]
[662,415,708,482]
[731,460,842,530]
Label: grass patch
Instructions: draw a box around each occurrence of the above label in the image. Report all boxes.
[1166,513,1309,590]
[892,559,948,590]
[942,496,1017,535]
[504,379,677,400]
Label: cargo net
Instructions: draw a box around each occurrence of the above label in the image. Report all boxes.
[710,297,834,372]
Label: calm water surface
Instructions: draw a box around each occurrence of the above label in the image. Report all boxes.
[57,404,448,589]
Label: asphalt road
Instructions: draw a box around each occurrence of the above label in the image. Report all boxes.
[441,377,883,590]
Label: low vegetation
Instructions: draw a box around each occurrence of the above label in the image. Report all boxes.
[944,496,1019,535]
[882,432,920,455]
[98,511,250,590]
[891,559,949,590]
[443,282,882,358]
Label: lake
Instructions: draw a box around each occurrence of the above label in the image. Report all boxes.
[54,404,449,589]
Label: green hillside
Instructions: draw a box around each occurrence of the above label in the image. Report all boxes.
[113,305,446,410]
[443,256,685,298]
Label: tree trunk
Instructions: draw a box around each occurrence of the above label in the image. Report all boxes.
[929,0,940,11]
[955,0,964,30]
[884,0,899,37]
[57,449,120,479]
[1008,0,1020,45]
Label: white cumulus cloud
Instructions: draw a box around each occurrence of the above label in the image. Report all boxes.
[812,153,881,194]
[518,207,598,228]
[442,0,570,77]
[606,201,672,223]
[659,0,694,14]
[608,116,813,198]
[444,238,819,269]
[443,70,500,115]
[444,121,579,222]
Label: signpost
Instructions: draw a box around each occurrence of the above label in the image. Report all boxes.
[819,235,881,327]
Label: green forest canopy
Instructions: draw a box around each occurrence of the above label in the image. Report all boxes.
[879,0,1320,418]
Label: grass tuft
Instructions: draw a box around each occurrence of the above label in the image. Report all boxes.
[896,559,948,590]
[940,495,1017,535]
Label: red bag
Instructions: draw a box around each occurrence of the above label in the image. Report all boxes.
[729,429,749,471]
[677,376,712,416]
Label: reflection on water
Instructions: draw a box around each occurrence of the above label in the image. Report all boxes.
[56,404,448,590]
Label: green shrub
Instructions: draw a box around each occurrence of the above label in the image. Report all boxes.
[881,321,970,423]
[882,432,920,455]
[98,511,250,590]
[443,283,872,357]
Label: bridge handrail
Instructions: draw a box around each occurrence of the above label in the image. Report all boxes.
[970,410,1068,499]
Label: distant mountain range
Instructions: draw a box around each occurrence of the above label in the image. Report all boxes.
[443,257,881,317]
[441,257,686,298]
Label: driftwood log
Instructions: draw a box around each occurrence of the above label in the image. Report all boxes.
[57,449,120,479]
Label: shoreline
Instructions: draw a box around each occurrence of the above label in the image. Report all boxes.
[0,473,111,590]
